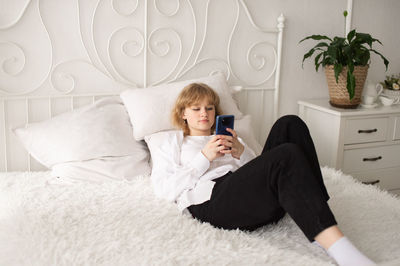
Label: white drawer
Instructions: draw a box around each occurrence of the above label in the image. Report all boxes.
[393,116,400,140]
[350,167,400,191]
[344,117,388,144]
[343,145,400,172]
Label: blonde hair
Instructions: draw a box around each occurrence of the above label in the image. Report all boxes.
[171,83,222,136]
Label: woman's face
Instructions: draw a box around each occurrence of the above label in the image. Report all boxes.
[182,97,215,136]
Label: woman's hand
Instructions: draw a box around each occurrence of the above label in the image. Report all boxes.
[201,135,228,162]
[201,129,245,161]
[220,128,244,159]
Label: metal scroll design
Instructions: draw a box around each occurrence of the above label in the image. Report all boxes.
[77,0,283,90]
[0,0,284,95]
[0,0,53,95]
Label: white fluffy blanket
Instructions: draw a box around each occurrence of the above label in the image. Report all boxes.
[0,167,399,266]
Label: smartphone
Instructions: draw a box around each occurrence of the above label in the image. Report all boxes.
[215,115,234,136]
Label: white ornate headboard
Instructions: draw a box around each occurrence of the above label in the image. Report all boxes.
[0,0,285,172]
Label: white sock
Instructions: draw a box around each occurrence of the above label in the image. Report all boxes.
[327,237,375,266]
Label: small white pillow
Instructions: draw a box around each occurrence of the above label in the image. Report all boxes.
[13,97,141,167]
[234,115,263,155]
[52,152,150,183]
[120,73,243,140]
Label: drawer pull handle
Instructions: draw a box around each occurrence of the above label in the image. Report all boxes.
[358,128,377,134]
[362,156,382,162]
[362,180,380,185]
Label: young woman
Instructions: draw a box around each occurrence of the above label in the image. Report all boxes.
[149,82,375,266]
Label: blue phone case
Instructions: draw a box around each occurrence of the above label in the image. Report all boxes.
[216,115,234,136]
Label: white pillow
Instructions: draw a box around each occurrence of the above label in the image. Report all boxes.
[13,96,151,180]
[120,73,243,140]
[234,115,263,155]
[13,97,141,167]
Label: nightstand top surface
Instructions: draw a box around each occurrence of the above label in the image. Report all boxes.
[298,98,400,117]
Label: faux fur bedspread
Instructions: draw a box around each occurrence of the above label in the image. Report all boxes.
[0,167,399,266]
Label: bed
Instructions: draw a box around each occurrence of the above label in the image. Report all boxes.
[1,1,400,265]
[1,168,400,265]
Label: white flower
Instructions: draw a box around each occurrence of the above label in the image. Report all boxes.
[393,83,400,90]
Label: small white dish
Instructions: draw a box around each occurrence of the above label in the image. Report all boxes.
[360,103,378,108]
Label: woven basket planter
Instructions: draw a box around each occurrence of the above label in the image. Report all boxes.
[325,65,369,108]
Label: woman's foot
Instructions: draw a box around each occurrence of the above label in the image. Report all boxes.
[327,236,375,266]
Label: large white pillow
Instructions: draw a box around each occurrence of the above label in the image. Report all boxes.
[13,97,141,167]
[13,96,151,181]
[120,73,243,140]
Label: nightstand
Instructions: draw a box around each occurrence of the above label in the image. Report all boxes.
[298,98,400,196]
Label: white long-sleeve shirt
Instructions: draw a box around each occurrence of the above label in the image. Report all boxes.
[144,130,256,211]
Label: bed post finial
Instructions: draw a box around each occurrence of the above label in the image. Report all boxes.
[277,14,285,30]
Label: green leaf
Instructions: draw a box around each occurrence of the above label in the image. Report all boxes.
[370,49,390,70]
[299,35,332,43]
[315,53,323,71]
[301,48,325,68]
[371,37,383,46]
[327,45,338,62]
[346,69,356,100]
[321,51,328,66]
[347,29,356,43]
[354,48,370,65]
[342,46,352,64]
[312,42,329,49]
[301,48,316,67]
[334,64,343,83]
[332,37,346,46]
[354,33,373,47]
[347,60,354,73]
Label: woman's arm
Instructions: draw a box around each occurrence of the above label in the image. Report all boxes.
[145,131,210,202]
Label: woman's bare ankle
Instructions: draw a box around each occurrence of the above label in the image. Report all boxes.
[314,225,344,250]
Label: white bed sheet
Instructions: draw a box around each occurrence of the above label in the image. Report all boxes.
[0,167,399,266]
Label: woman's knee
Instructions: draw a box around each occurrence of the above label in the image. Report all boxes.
[276,115,305,127]
[270,144,313,182]
[274,115,309,133]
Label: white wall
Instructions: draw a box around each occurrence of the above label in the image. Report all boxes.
[248,0,400,116]
[1,0,399,116]
[352,0,400,85]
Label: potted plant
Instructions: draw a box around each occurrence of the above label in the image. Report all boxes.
[299,11,389,108]
[381,73,400,99]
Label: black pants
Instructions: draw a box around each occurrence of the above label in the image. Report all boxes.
[188,115,337,242]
